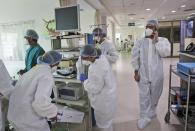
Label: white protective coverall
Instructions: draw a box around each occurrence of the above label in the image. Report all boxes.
[84,55,117,131]
[99,39,118,65]
[131,37,170,120]
[76,57,85,80]
[0,60,14,131]
[8,65,57,131]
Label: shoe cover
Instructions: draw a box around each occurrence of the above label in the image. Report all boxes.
[137,118,151,130]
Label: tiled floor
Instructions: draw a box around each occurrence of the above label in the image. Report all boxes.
[110,53,186,131]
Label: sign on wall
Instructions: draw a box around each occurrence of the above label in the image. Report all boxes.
[128,23,135,26]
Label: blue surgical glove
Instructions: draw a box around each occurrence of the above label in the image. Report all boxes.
[80,74,88,82]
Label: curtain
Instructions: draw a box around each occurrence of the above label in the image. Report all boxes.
[0,20,35,61]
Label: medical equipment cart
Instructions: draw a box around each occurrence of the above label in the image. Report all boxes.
[50,34,92,131]
[165,65,195,131]
[52,78,92,131]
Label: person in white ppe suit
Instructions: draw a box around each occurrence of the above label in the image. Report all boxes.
[93,28,118,65]
[76,48,102,127]
[78,45,117,131]
[0,60,14,131]
[131,20,171,129]
[8,51,62,131]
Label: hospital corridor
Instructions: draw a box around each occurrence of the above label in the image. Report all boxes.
[1,0,195,131]
[111,53,181,131]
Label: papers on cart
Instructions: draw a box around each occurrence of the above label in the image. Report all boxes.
[57,106,84,123]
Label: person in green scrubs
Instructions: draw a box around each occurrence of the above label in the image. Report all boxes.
[18,29,45,75]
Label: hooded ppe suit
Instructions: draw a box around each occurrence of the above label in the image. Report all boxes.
[99,39,118,65]
[0,60,14,131]
[93,28,118,65]
[131,37,170,120]
[84,55,117,131]
[8,65,57,131]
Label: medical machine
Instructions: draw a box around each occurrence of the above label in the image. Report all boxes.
[55,81,85,101]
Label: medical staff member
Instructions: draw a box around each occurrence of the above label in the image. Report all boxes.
[78,45,117,131]
[92,28,118,65]
[18,29,45,75]
[0,60,14,131]
[76,48,102,127]
[8,51,62,131]
[131,20,170,129]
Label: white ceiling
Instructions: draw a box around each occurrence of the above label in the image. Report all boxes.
[84,0,195,26]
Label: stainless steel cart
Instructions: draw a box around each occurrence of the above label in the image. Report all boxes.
[165,65,195,131]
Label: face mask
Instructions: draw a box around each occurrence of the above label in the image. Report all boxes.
[25,39,29,45]
[51,66,57,73]
[82,60,92,66]
[145,28,153,36]
[94,36,101,43]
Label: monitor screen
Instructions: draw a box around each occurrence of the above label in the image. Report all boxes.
[55,5,80,32]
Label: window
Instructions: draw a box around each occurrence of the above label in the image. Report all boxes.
[0,20,35,61]
[0,33,18,60]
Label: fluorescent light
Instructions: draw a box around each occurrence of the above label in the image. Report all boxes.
[181,5,186,8]
[171,10,176,13]
[130,17,134,20]
[187,16,191,19]
[146,8,151,11]
[162,17,166,19]
[191,12,195,15]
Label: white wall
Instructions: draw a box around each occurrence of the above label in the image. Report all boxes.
[107,19,113,41]
[0,0,60,51]
[78,0,96,34]
[0,0,59,23]
[107,18,117,46]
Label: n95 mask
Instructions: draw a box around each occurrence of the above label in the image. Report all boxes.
[145,28,153,36]
[94,36,101,43]
[25,39,30,45]
[82,60,92,66]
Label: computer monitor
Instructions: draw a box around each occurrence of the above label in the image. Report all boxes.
[55,5,80,32]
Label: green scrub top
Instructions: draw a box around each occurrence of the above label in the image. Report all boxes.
[25,44,45,71]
